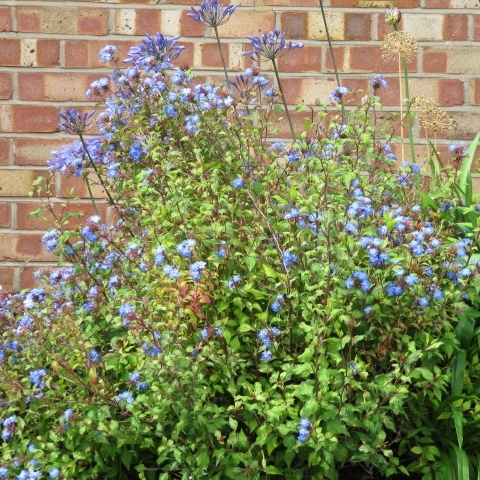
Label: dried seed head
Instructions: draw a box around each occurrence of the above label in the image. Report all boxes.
[381,31,419,62]
[413,96,454,134]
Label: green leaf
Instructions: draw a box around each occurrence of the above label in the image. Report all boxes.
[121,449,133,470]
[452,349,467,396]
[451,406,464,449]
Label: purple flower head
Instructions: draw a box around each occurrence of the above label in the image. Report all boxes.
[281,250,298,269]
[449,142,468,161]
[386,282,403,297]
[258,327,281,347]
[59,109,95,135]
[329,86,349,103]
[188,0,236,27]
[242,30,303,61]
[125,33,185,72]
[371,74,388,90]
[260,350,272,361]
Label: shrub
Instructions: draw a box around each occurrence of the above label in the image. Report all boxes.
[1,13,480,480]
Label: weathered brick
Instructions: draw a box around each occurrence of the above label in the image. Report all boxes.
[278,46,321,73]
[280,12,308,40]
[403,14,443,41]
[217,11,275,38]
[0,138,9,166]
[446,47,480,74]
[443,14,468,41]
[65,40,135,69]
[18,72,98,102]
[280,77,336,105]
[331,0,419,6]
[445,112,480,140]
[0,267,15,292]
[0,39,21,66]
[264,0,318,5]
[37,39,61,67]
[307,12,344,41]
[59,175,107,200]
[17,202,106,230]
[20,267,43,291]
[10,105,60,133]
[14,138,67,166]
[16,6,109,35]
[437,79,464,106]
[344,13,372,41]
[473,79,480,105]
[474,14,480,41]
[0,72,12,100]
[0,202,11,228]
[0,6,11,32]
[347,46,415,74]
[201,43,229,69]
[325,46,345,73]
[0,170,46,197]
[0,232,57,262]
[423,50,447,74]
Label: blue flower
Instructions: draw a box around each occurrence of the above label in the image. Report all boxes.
[281,251,298,269]
[176,239,196,258]
[119,303,133,317]
[270,294,284,313]
[232,177,244,188]
[386,282,403,297]
[163,265,181,280]
[154,246,166,265]
[227,274,241,289]
[42,229,60,252]
[29,369,47,389]
[115,391,134,405]
[297,418,311,442]
[88,348,101,365]
[418,297,429,307]
[64,409,73,420]
[258,327,281,347]
[260,350,272,361]
[284,208,300,220]
[188,0,236,27]
[371,74,388,90]
[59,109,95,135]
[242,30,303,61]
[345,271,371,292]
[0,467,8,479]
[99,45,118,63]
[404,274,418,286]
[329,86,349,103]
[190,261,207,281]
[125,33,184,72]
[81,226,97,243]
[48,468,60,479]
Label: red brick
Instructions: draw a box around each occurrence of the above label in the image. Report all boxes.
[201,43,229,69]
[60,175,106,200]
[423,50,447,73]
[280,12,308,40]
[438,79,464,106]
[0,139,9,166]
[424,0,450,7]
[1,233,57,262]
[0,169,47,197]
[20,267,43,292]
[474,15,480,41]
[179,10,206,37]
[0,72,12,99]
[345,13,372,41]
[17,202,106,230]
[325,46,345,73]
[443,14,468,41]
[0,6,11,32]
[16,6,108,35]
[133,8,162,35]
[0,267,15,292]
[331,0,419,6]
[18,72,98,102]
[0,202,11,228]
[37,39,60,67]
[11,106,60,133]
[473,79,480,105]
[0,39,21,66]
[348,46,414,74]
[14,138,67,166]
[278,46,321,73]
[265,0,318,5]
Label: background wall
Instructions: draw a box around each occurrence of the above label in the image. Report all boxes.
[0,0,479,291]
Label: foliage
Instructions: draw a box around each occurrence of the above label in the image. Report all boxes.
[1,8,480,480]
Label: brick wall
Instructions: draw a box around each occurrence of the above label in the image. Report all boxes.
[0,0,479,291]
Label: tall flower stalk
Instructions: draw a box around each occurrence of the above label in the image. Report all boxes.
[188,0,236,87]
[243,30,303,140]
[383,8,417,163]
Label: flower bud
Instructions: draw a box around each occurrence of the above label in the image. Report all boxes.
[385,7,401,25]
